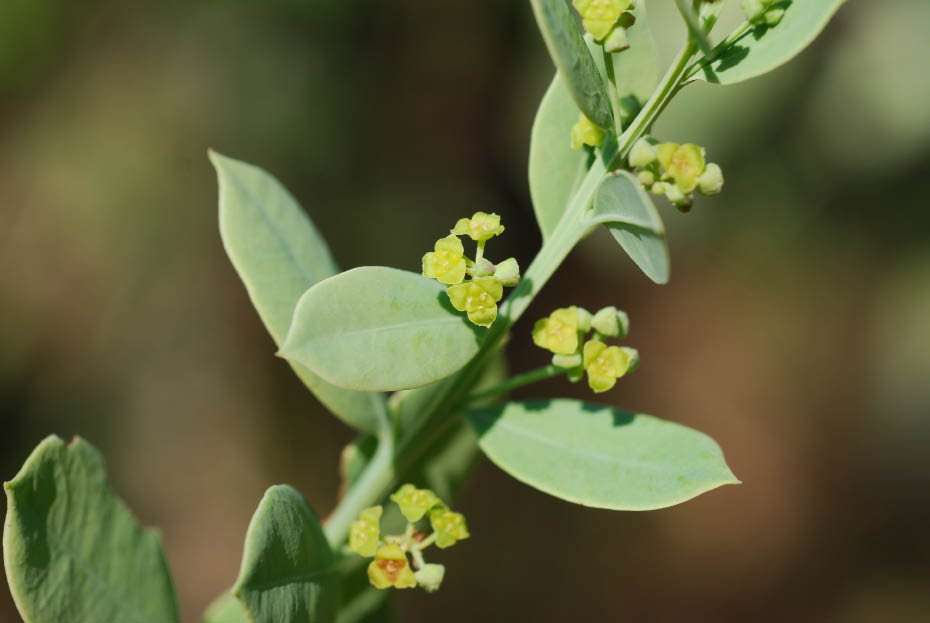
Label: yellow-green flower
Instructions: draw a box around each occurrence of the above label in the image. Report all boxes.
[570,113,605,150]
[390,484,441,523]
[414,563,445,593]
[451,212,505,242]
[348,505,382,557]
[656,142,706,193]
[446,277,504,328]
[367,544,417,590]
[573,0,632,41]
[422,234,467,285]
[583,339,633,393]
[429,507,470,549]
[532,307,580,355]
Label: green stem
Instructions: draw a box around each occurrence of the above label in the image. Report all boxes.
[463,365,564,405]
[602,49,623,135]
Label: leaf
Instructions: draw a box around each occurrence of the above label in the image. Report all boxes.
[529,0,614,130]
[210,150,384,433]
[588,170,669,284]
[528,73,588,240]
[610,0,661,117]
[2,436,180,623]
[202,591,247,623]
[281,267,483,392]
[466,399,739,510]
[233,485,338,623]
[695,0,848,85]
[675,0,714,57]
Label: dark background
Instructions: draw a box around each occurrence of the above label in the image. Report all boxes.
[2,1,929,621]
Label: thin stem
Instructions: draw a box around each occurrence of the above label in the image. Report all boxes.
[463,365,564,405]
[474,239,485,267]
[602,48,623,135]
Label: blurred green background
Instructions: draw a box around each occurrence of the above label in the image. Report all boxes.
[2,1,929,621]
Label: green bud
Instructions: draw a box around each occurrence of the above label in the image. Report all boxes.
[656,142,706,193]
[567,368,584,383]
[603,25,629,53]
[368,544,417,590]
[573,0,632,41]
[637,170,655,187]
[452,212,505,242]
[349,505,382,558]
[532,307,580,355]
[649,181,669,196]
[552,353,583,369]
[697,162,724,195]
[629,138,658,169]
[422,235,467,285]
[429,507,470,549]
[446,277,504,327]
[414,563,446,593]
[583,339,633,393]
[740,0,766,22]
[621,346,640,372]
[764,7,785,26]
[390,484,441,523]
[664,183,688,205]
[494,257,521,287]
[575,306,593,333]
[474,257,496,278]
[591,306,629,339]
[570,113,605,150]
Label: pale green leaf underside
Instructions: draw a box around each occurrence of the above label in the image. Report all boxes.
[467,399,739,510]
[281,267,482,392]
[530,0,614,130]
[696,0,848,85]
[234,485,338,623]
[590,170,670,284]
[613,0,661,105]
[210,150,383,432]
[3,436,180,623]
[202,591,247,623]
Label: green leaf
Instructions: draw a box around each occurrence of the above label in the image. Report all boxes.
[588,170,669,284]
[529,0,614,130]
[695,0,848,85]
[210,150,384,433]
[2,436,180,623]
[466,399,739,510]
[281,267,483,392]
[675,0,713,57]
[528,73,588,240]
[202,591,247,623]
[610,0,660,118]
[233,485,338,623]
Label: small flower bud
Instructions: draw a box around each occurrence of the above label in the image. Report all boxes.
[390,484,441,523]
[429,507,470,549]
[474,257,495,278]
[532,307,580,355]
[349,506,383,558]
[591,306,629,339]
[603,26,629,53]
[446,277,504,327]
[740,0,766,22]
[764,8,785,26]
[567,368,584,383]
[664,183,688,205]
[494,257,521,287]
[620,346,640,372]
[575,306,593,332]
[368,544,417,590]
[452,212,505,242]
[697,162,724,195]
[570,113,605,150]
[629,138,658,169]
[552,353,583,369]
[414,564,446,593]
[649,181,669,196]
[573,0,632,41]
[637,170,655,187]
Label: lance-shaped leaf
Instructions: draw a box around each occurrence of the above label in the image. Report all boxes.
[695,0,849,85]
[466,399,739,510]
[530,0,614,130]
[3,436,180,623]
[233,485,338,623]
[210,150,384,433]
[202,591,246,623]
[281,267,482,392]
[588,170,669,284]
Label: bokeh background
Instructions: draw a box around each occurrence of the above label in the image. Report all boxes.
[2,1,929,621]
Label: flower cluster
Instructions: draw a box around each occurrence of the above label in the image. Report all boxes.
[628,137,723,211]
[533,305,639,393]
[573,0,636,51]
[348,484,470,592]
[741,0,786,27]
[422,212,520,327]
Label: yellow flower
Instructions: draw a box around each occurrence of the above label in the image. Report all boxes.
[656,142,706,194]
[452,212,505,242]
[429,507,470,549]
[446,277,504,328]
[532,307,580,355]
[348,505,382,558]
[390,484,441,522]
[570,113,605,150]
[582,339,633,393]
[422,234,467,285]
[573,0,632,41]
[367,544,417,590]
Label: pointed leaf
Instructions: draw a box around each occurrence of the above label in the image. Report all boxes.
[233,485,338,623]
[530,0,614,130]
[695,0,848,85]
[281,267,482,392]
[466,399,739,510]
[210,150,383,432]
[3,436,180,623]
[589,170,669,284]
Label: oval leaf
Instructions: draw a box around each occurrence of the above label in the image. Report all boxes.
[530,0,614,130]
[466,399,739,510]
[210,150,383,432]
[696,0,848,85]
[233,485,338,623]
[281,267,482,392]
[589,170,669,284]
[3,436,180,623]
